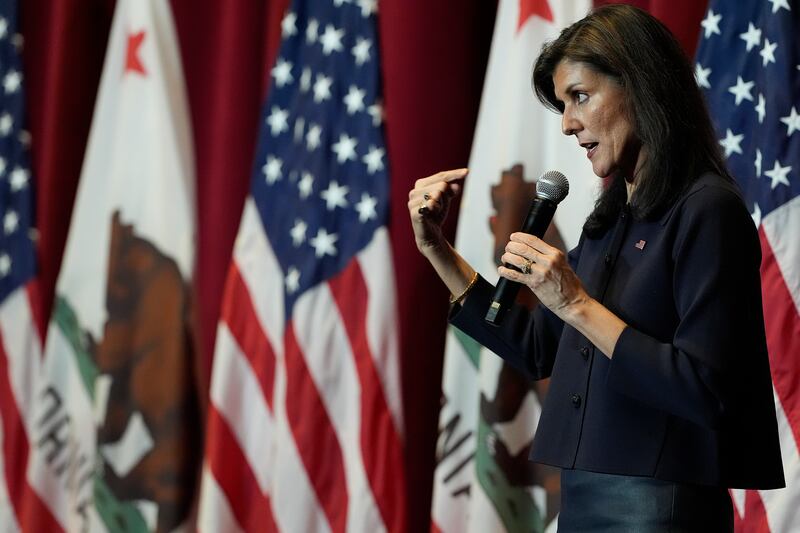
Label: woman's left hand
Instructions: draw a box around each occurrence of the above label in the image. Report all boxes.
[498,232,589,319]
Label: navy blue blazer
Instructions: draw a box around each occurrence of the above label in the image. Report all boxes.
[450,173,784,489]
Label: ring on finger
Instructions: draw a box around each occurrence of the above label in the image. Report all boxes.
[521,258,533,275]
[418,201,429,215]
[423,193,431,200]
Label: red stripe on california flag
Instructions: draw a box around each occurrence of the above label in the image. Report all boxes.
[283,322,348,533]
[0,328,63,532]
[205,405,277,532]
[221,263,276,410]
[759,229,800,445]
[328,259,407,531]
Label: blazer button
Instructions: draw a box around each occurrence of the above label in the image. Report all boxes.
[604,253,612,265]
[580,346,590,358]
[571,394,582,408]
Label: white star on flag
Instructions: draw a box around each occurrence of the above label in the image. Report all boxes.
[362,146,385,174]
[355,193,378,222]
[701,9,722,38]
[282,12,297,38]
[719,129,744,157]
[740,23,761,52]
[755,94,766,123]
[313,74,333,103]
[760,39,777,67]
[755,148,763,177]
[309,228,338,257]
[695,64,711,89]
[3,210,17,235]
[0,157,5,176]
[352,38,372,66]
[728,76,754,105]
[306,123,322,151]
[357,0,378,17]
[764,159,791,189]
[3,70,20,94]
[285,266,301,293]
[306,18,319,44]
[320,181,349,210]
[368,102,383,126]
[0,113,11,135]
[0,254,10,277]
[333,0,351,5]
[298,172,314,198]
[272,58,294,87]
[290,219,307,246]
[319,24,344,55]
[266,106,290,136]
[294,117,305,143]
[768,0,790,14]
[9,166,27,191]
[0,18,7,39]
[343,86,366,115]
[332,133,358,163]
[263,155,283,184]
[300,67,312,92]
[780,106,800,136]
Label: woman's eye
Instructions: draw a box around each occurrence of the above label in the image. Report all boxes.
[576,92,588,104]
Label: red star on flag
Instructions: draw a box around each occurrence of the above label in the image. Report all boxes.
[518,0,553,31]
[125,30,147,76]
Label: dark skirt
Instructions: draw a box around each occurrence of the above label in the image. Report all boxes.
[558,469,733,532]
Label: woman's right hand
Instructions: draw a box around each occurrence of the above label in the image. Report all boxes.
[407,168,468,256]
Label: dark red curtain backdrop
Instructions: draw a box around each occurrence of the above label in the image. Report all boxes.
[20,1,704,529]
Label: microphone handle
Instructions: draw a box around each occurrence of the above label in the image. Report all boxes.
[484,197,557,325]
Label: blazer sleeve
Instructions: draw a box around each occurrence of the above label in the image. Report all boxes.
[606,184,765,429]
[447,244,582,381]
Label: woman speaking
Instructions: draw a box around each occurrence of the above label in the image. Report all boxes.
[408,4,784,531]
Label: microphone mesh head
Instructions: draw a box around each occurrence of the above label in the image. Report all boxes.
[536,170,570,204]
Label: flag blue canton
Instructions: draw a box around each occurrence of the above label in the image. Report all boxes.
[695,0,799,226]
[250,0,387,315]
[0,0,35,304]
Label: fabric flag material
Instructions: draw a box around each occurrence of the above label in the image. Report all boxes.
[197,1,406,532]
[431,1,596,532]
[695,1,800,531]
[0,0,60,531]
[26,0,200,530]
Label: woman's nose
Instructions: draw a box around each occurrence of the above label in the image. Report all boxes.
[561,108,581,136]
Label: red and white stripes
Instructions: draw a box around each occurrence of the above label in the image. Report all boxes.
[0,284,63,532]
[732,196,800,532]
[199,198,406,532]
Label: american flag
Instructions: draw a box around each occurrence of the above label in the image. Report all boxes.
[696,0,800,531]
[0,0,60,530]
[198,1,407,531]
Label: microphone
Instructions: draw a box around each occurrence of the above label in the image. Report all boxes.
[484,170,570,325]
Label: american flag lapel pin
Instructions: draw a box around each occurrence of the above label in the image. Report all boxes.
[635,239,646,250]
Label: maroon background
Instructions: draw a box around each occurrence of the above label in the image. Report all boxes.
[20,0,705,529]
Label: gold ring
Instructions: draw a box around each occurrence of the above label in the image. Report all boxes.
[522,259,532,275]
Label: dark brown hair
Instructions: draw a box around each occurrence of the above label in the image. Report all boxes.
[532,4,732,237]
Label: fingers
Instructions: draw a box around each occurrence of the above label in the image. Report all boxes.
[509,232,565,262]
[498,263,543,283]
[414,168,468,189]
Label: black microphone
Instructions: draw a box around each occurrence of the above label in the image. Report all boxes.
[484,170,570,325]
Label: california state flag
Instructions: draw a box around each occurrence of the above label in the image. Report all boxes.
[432,1,594,532]
[27,0,200,531]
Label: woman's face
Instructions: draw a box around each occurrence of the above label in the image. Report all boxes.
[553,60,644,181]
